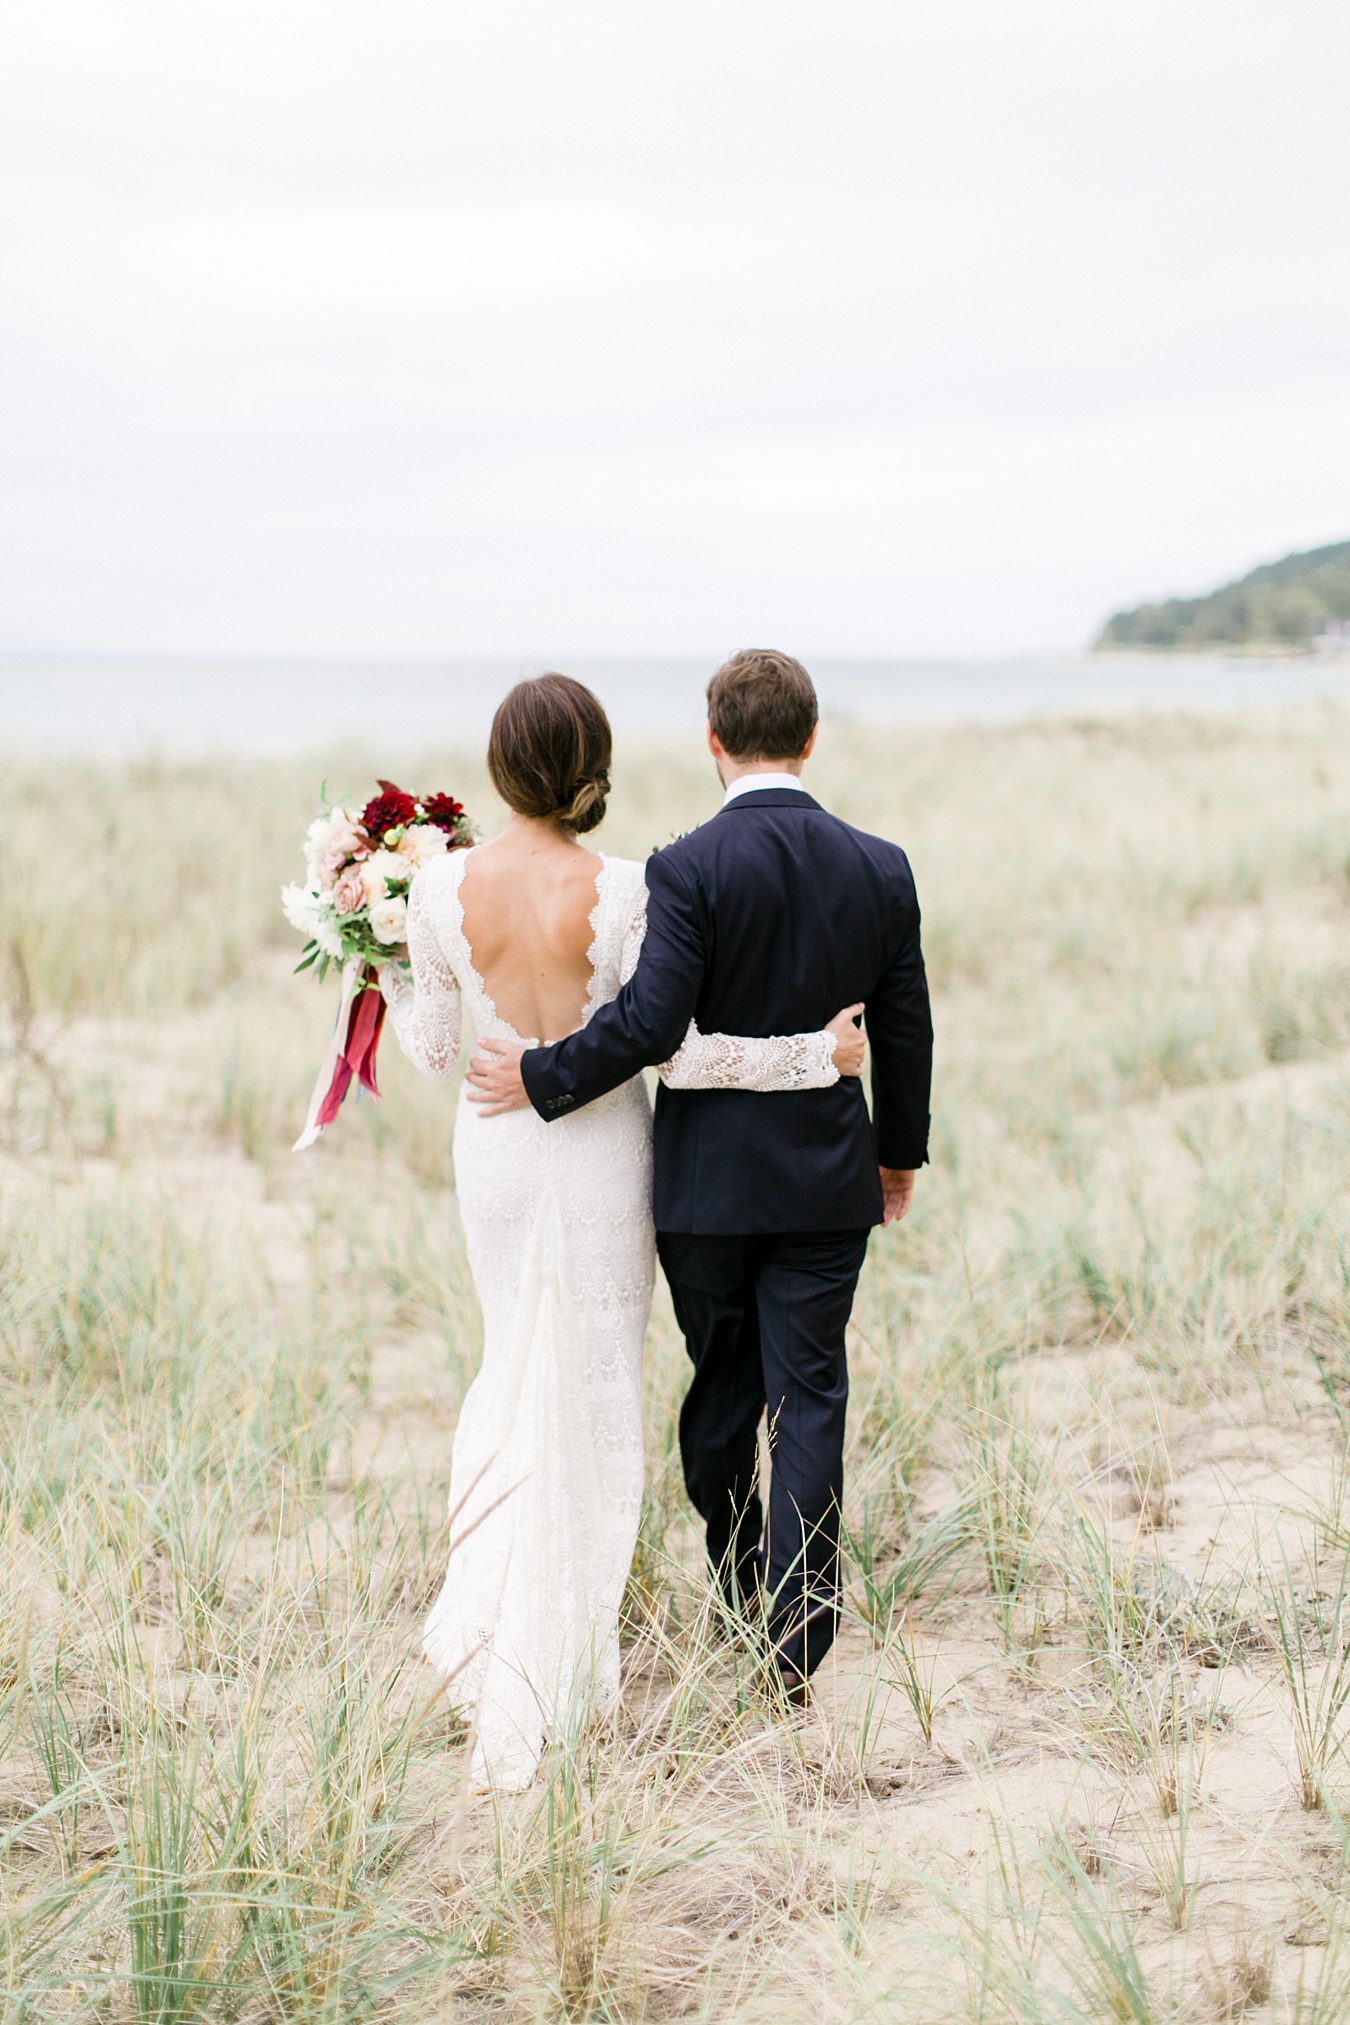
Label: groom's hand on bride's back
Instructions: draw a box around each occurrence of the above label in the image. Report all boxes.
[466,1037,531,1115]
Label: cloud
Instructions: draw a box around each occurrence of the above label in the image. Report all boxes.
[2,0,1348,654]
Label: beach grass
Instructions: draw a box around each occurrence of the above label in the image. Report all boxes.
[2,702,1349,2019]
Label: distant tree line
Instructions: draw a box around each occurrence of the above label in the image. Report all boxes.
[1095,539,1350,649]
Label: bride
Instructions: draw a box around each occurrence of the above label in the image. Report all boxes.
[379,673,864,1790]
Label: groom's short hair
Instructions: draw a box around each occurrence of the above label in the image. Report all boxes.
[707,648,819,761]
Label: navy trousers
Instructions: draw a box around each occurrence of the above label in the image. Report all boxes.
[656,1227,870,1681]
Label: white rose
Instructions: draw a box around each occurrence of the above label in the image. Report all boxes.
[398,824,448,869]
[359,849,408,906]
[369,895,408,945]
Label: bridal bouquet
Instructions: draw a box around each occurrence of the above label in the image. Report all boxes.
[283,779,474,1149]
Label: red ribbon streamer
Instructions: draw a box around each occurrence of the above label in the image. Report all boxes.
[314,967,386,1129]
[349,977,387,1095]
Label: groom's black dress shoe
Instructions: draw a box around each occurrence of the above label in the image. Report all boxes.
[774,1666,812,1712]
[750,1651,811,1714]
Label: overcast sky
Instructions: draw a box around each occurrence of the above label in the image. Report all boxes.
[2,1,1347,659]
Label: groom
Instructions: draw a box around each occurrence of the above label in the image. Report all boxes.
[467,649,933,1696]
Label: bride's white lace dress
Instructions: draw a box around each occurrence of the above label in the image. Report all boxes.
[380,846,839,1789]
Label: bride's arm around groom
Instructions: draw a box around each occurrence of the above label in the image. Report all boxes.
[470,746,931,1237]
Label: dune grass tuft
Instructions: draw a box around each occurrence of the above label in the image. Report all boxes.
[2,704,1348,2018]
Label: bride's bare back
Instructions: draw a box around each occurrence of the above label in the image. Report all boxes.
[458,834,606,1044]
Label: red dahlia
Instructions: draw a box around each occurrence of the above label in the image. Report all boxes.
[421,791,467,833]
[361,780,417,841]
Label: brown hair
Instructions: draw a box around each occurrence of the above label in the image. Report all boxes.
[706,648,819,762]
[486,673,613,834]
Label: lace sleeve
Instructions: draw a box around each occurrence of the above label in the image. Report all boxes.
[660,1022,839,1091]
[617,881,651,988]
[378,867,462,1079]
[619,880,840,1093]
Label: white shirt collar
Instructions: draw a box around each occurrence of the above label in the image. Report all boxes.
[721,771,808,806]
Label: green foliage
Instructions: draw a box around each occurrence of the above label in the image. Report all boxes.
[1096,537,1350,650]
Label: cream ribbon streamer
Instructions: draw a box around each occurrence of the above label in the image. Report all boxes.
[292,956,364,1152]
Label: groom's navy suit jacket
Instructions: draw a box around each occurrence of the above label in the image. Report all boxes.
[520,786,933,1235]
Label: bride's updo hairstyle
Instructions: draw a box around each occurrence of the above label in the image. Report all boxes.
[486,673,613,835]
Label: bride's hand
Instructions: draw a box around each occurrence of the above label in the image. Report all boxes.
[826,1004,867,1077]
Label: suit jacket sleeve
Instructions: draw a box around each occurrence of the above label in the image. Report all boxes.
[521,848,707,1119]
[866,857,933,1168]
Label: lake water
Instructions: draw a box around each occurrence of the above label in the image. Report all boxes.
[2,650,1346,756]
